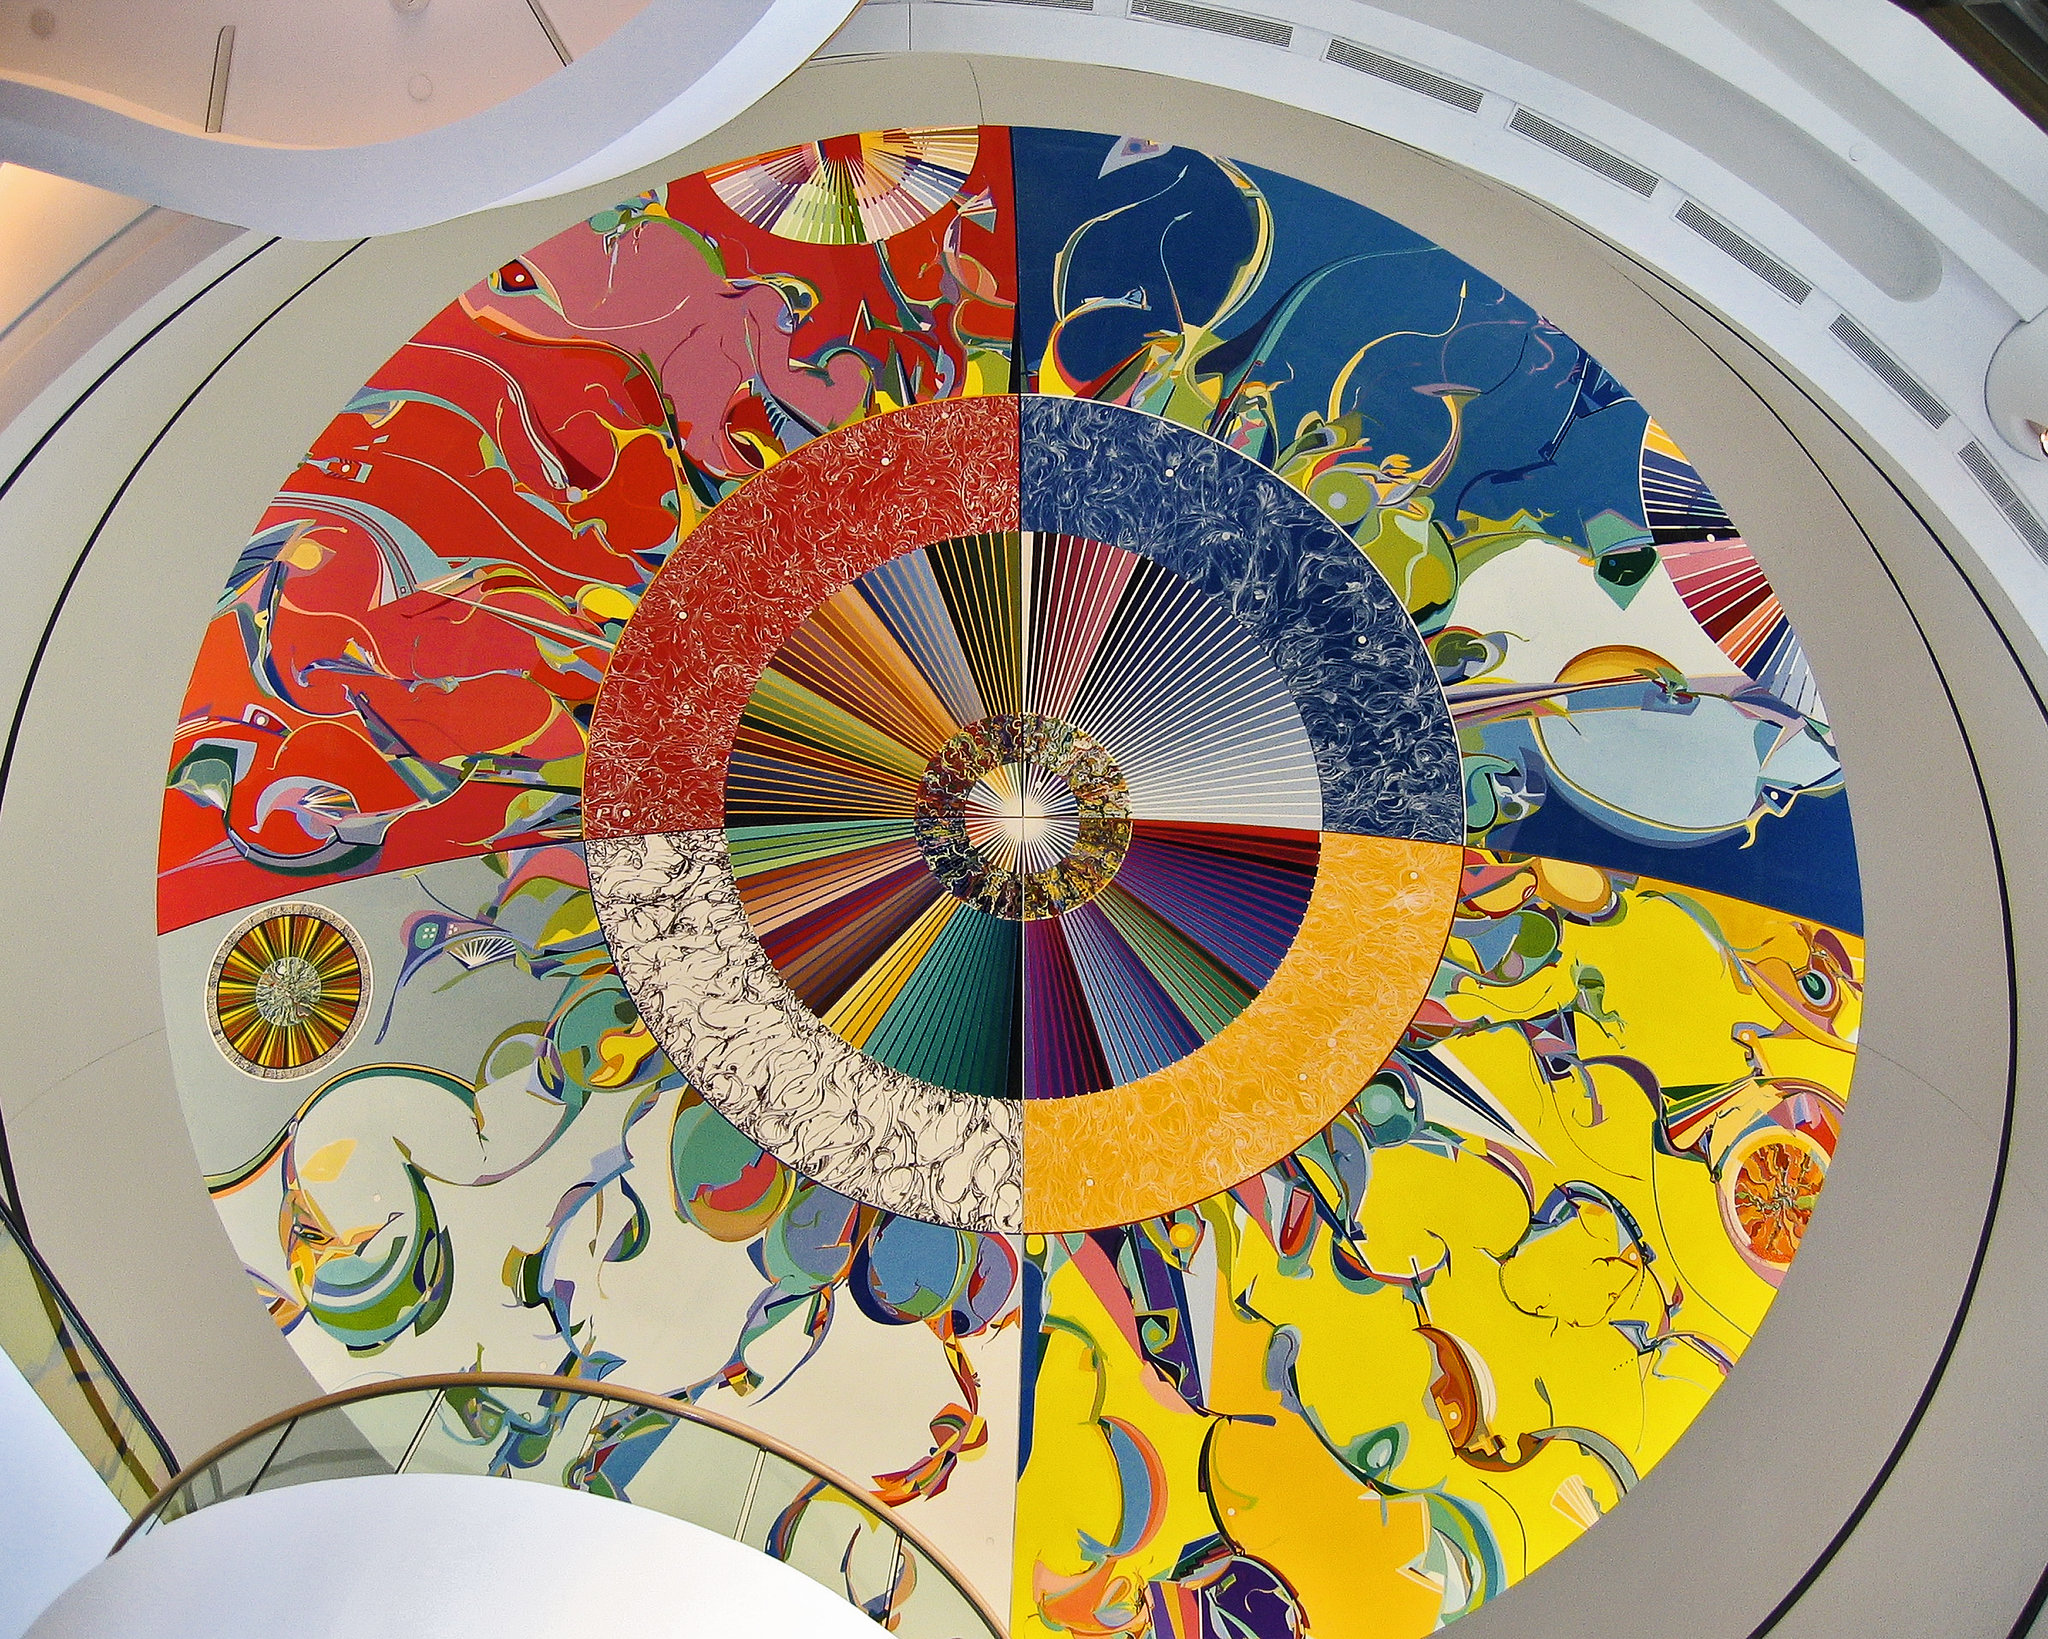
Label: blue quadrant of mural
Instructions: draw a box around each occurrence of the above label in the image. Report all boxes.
[1013,126,1859,931]
[1020,396,1464,843]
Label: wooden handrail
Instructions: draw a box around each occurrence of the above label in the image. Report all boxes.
[113,1370,1007,1637]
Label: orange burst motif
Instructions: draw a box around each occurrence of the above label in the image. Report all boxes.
[1731,1137,1825,1266]
[208,905,369,1078]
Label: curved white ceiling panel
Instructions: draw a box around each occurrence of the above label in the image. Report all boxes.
[0,0,861,238]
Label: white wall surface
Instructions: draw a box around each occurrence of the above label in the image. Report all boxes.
[0,1352,125,1639]
[0,161,142,337]
[27,1473,885,1638]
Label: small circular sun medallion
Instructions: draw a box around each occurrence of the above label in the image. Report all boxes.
[208,903,371,1079]
[914,713,1132,920]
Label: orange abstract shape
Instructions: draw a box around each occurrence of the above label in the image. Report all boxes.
[1723,1128,1827,1272]
[872,1400,989,1505]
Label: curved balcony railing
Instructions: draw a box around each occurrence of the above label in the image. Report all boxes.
[0,1200,175,1512]
[116,1372,1004,1639]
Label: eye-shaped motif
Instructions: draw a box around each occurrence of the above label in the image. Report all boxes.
[1798,965,1837,1007]
[487,259,538,294]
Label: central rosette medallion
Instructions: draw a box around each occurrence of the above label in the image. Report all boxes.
[914,713,1132,919]
[583,395,1466,1232]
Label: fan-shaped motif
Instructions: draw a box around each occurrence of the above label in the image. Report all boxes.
[207,904,369,1078]
[706,127,981,243]
[1644,419,1824,715]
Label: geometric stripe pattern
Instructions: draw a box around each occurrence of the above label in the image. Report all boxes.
[1643,418,1823,717]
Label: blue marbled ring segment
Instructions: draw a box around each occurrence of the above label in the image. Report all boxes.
[1019,396,1463,844]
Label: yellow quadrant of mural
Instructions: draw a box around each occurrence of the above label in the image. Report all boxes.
[1016,854,1859,1637]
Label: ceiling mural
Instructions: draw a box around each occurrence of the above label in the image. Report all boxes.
[156,125,1860,1637]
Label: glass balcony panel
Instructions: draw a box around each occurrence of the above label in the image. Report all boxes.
[200,1420,295,1504]
[891,1538,1003,1639]
[736,1450,905,1612]
[254,1401,405,1493]
[503,1390,604,1489]
[768,1484,903,1617]
[581,1405,758,1536]
[144,1462,218,1531]
[332,1384,440,1471]
[401,1382,560,1478]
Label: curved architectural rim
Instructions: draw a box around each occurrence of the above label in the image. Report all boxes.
[111,1368,1009,1637]
[0,51,2041,1639]
[0,0,861,239]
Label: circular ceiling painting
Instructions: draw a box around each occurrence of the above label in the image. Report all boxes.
[583,398,1465,1230]
[157,126,1861,1639]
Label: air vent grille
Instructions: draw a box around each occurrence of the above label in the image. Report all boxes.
[1506,108,1658,197]
[1959,441,2048,563]
[1326,40,1483,112]
[1827,313,1949,429]
[1130,0,1290,45]
[1674,201,1812,304]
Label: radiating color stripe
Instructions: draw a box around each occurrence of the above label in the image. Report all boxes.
[861,905,1020,1100]
[729,821,914,877]
[725,739,921,822]
[756,858,945,1015]
[1092,884,1255,1039]
[1023,917,1113,1101]
[1025,533,1138,720]
[732,835,926,935]
[824,892,964,1046]
[1057,899,1205,1086]
[1113,821,1319,991]
[769,585,964,759]
[738,667,930,783]
[926,533,1024,720]
[855,547,995,729]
